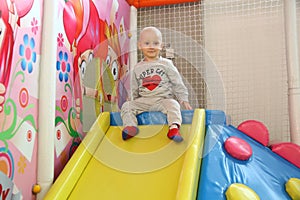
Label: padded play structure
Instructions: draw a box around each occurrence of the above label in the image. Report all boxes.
[198,119,300,200]
[45,109,300,199]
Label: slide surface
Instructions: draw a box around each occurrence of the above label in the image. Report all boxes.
[45,109,205,200]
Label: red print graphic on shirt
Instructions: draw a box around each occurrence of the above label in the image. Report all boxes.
[142,75,161,91]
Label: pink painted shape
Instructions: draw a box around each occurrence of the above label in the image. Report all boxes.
[270,142,300,168]
[237,120,269,146]
[224,136,253,161]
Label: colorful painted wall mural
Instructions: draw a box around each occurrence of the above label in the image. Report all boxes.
[54,0,130,181]
[0,0,131,199]
[0,0,42,199]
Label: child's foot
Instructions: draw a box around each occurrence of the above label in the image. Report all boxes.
[167,127,183,143]
[122,126,139,140]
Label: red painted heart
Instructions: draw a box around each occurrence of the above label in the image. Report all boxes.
[142,75,161,91]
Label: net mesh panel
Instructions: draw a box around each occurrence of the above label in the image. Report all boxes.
[137,0,295,142]
[137,3,206,110]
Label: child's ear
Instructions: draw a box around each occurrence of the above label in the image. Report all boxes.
[137,42,141,50]
[158,42,163,50]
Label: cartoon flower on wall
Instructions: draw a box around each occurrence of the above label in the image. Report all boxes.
[17,156,26,174]
[31,17,38,35]
[57,33,64,47]
[19,34,37,74]
[56,51,71,82]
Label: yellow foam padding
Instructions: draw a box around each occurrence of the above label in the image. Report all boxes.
[45,109,205,200]
[44,112,110,200]
[225,183,260,200]
[285,178,300,200]
[176,109,206,199]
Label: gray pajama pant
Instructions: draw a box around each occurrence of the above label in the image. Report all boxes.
[121,97,182,127]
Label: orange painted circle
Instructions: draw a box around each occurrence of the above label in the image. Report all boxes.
[19,88,29,107]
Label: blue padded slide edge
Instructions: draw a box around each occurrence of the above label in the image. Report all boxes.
[110,110,194,126]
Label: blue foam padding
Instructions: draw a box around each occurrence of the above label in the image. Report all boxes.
[110,110,194,126]
[197,124,300,200]
[205,110,226,125]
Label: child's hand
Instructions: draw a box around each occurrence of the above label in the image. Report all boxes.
[181,101,192,110]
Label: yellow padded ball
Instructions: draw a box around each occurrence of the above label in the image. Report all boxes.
[225,183,260,200]
[285,178,300,200]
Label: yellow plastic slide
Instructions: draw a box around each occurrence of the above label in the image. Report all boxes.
[44,109,205,200]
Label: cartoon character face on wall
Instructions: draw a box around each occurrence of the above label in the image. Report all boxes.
[62,0,108,131]
[102,46,120,104]
[100,23,127,112]
[78,48,94,80]
[62,0,128,118]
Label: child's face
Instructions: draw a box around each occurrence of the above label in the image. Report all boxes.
[138,29,162,61]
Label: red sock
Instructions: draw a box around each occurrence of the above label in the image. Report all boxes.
[122,126,139,140]
[167,125,183,143]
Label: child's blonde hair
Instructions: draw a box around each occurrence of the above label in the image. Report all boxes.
[139,26,162,42]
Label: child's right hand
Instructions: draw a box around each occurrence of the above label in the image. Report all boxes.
[181,101,192,110]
